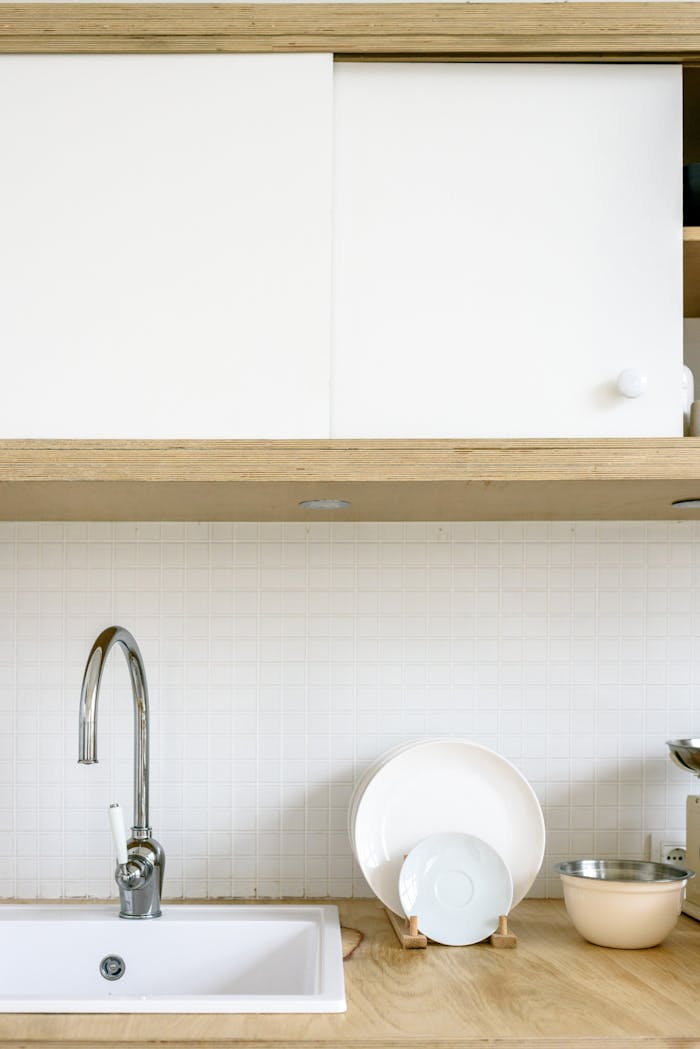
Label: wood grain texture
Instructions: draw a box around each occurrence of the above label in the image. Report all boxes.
[0,439,699,519]
[2,899,700,1047]
[1,3,700,59]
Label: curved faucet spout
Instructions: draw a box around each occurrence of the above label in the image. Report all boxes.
[78,625,151,838]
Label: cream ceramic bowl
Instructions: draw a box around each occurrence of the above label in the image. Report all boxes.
[556,859,695,949]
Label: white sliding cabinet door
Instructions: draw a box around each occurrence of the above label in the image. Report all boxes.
[331,64,682,438]
[0,55,332,438]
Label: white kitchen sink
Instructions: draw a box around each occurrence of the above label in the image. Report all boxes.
[0,903,346,1013]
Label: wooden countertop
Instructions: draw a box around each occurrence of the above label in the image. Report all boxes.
[3,898,700,1048]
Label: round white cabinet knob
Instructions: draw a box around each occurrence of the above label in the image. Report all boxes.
[616,369,648,399]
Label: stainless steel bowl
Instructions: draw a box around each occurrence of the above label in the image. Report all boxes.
[556,859,694,882]
[667,738,700,776]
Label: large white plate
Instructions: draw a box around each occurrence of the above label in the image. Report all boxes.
[347,741,417,852]
[353,739,544,915]
[399,832,513,946]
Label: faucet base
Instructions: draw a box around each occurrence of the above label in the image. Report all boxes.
[115,837,164,920]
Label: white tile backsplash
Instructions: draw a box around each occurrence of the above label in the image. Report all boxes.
[0,520,697,900]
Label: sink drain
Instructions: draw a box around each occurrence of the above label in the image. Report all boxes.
[99,954,126,981]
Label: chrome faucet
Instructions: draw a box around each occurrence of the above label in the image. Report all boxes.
[78,626,164,919]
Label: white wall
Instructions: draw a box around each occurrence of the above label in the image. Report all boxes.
[0,519,696,902]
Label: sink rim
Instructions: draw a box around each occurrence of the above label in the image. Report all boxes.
[0,901,346,1014]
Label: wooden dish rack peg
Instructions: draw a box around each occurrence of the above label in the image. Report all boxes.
[385,908,428,948]
[385,909,517,950]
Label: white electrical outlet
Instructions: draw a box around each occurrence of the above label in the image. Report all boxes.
[650,835,687,864]
[663,845,687,864]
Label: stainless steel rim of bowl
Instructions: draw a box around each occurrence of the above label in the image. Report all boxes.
[555,859,695,882]
[666,738,700,776]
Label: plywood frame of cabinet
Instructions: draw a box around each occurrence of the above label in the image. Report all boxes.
[0,3,699,521]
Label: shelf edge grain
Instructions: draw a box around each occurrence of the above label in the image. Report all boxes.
[0,438,698,482]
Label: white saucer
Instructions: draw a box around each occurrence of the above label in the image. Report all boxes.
[399,833,513,946]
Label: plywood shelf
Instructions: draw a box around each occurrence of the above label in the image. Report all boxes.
[2,3,700,59]
[0,439,699,520]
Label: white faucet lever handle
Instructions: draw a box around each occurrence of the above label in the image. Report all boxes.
[109,803,129,866]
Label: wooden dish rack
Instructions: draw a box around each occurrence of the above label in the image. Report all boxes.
[385,909,517,950]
